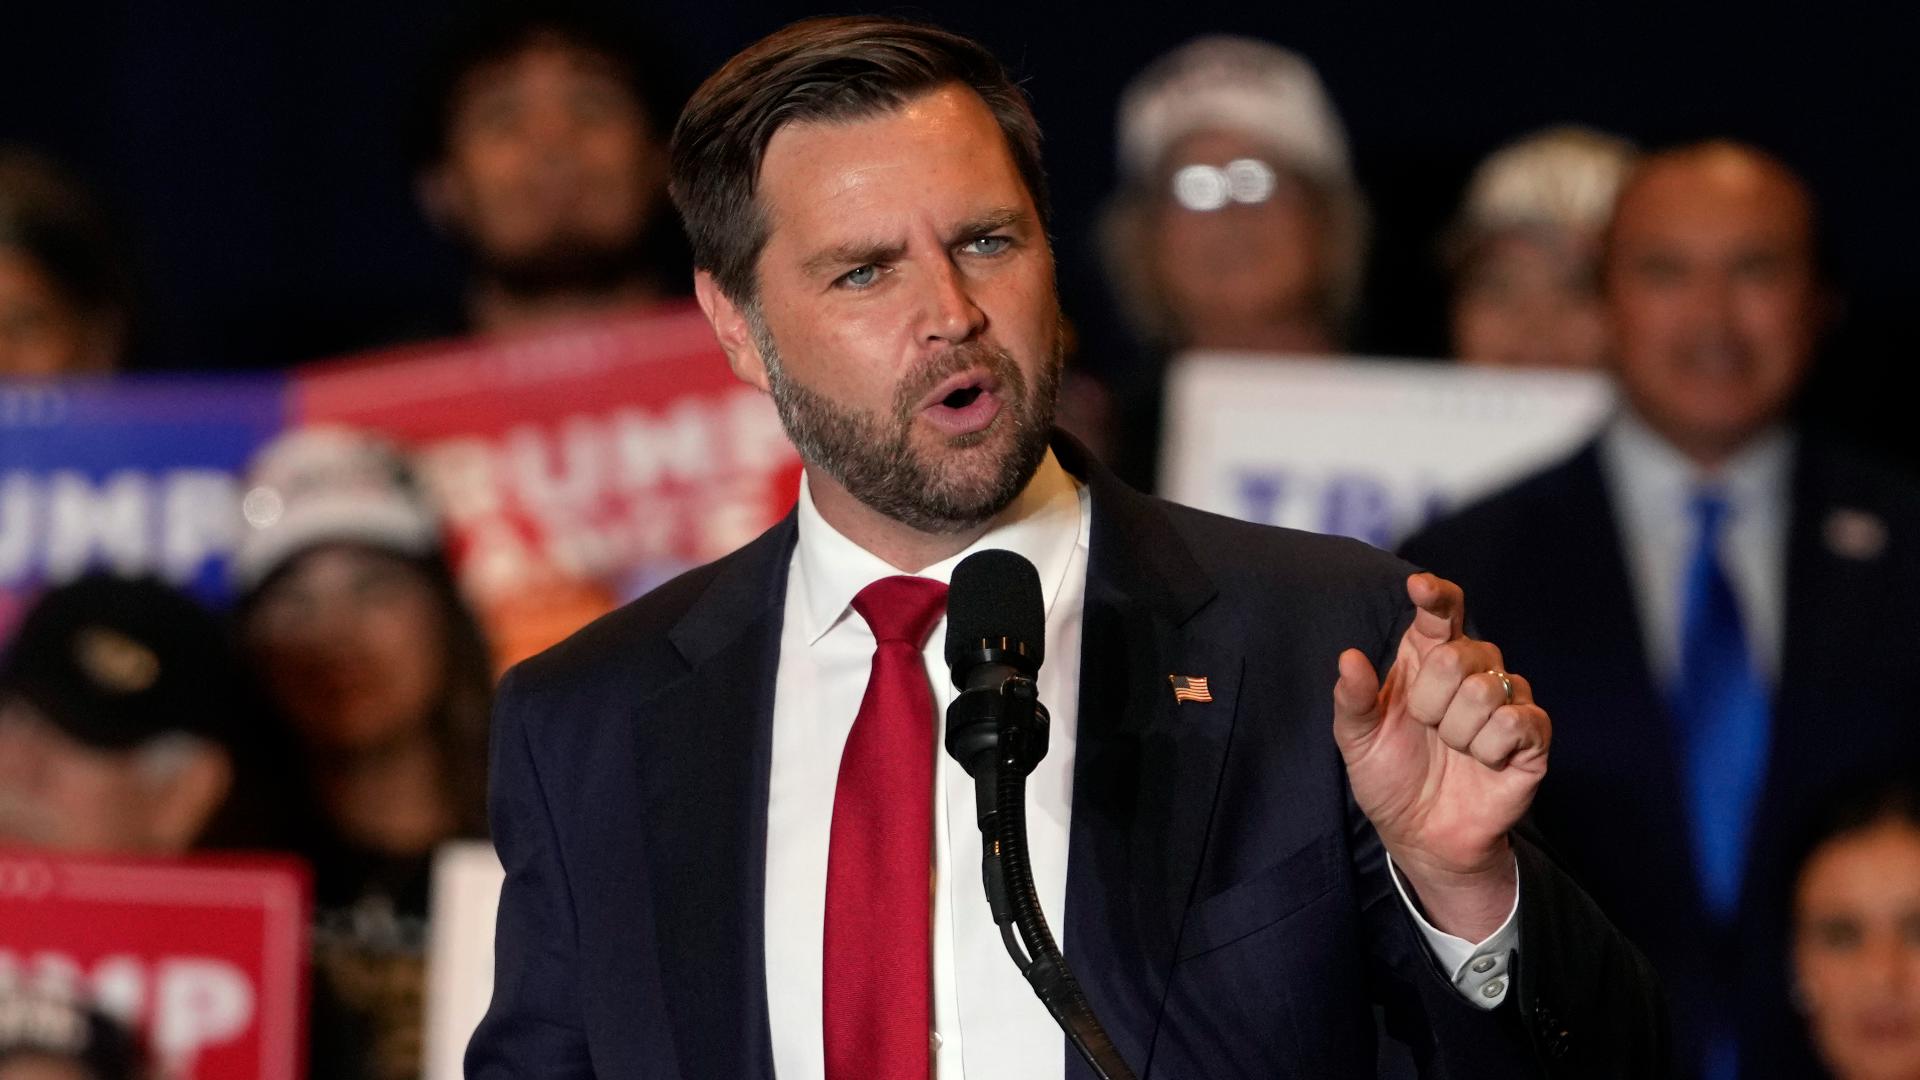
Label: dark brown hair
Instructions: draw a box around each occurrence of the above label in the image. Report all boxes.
[668,16,1049,304]
[410,0,685,170]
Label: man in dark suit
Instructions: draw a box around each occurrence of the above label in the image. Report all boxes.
[468,17,1663,1078]
[1403,141,1920,1079]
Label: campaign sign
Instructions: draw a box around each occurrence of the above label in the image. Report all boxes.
[0,377,287,638]
[292,304,801,666]
[0,850,308,1079]
[1159,354,1615,548]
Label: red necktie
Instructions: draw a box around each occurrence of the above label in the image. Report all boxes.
[823,575,949,1079]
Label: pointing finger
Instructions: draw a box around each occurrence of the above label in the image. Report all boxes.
[1405,573,1467,648]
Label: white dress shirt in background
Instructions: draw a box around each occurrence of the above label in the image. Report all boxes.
[1599,411,1793,684]
[765,450,1517,1079]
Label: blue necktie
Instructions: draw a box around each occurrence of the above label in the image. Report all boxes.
[1669,490,1773,923]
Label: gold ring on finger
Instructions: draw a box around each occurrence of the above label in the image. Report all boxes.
[1487,670,1513,705]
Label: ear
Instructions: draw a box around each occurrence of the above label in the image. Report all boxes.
[144,747,233,853]
[694,270,771,394]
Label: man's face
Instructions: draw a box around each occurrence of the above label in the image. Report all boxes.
[430,37,665,295]
[716,84,1063,533]
[0,696,161,852]
[1604,147,1821,462]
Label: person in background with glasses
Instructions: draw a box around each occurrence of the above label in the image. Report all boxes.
[1089,36,1369,489]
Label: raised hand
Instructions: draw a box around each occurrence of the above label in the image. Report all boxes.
[1331,573,1550,939]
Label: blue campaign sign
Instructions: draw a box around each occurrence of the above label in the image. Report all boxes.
[0,376,291,628]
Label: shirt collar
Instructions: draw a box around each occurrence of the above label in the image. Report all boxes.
[792,449,1085,645]
[1600,408,1796,520]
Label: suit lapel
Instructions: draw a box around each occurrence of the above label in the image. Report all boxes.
[1054,438,1239,1076]
[1762,442,1902,889]
[631,516,795,1080]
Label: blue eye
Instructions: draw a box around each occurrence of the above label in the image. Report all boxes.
[841,265,879,288]
[966,236,1012,256]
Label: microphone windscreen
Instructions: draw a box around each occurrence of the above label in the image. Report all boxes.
[944,548,1046,673]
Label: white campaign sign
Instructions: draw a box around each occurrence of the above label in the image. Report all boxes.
[1159,354,1616,548]
[423,841,506,1080]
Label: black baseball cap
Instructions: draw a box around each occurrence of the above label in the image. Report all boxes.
[0,573,242,751]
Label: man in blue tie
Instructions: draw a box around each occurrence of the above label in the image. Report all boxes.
[1403,141,1920,1078]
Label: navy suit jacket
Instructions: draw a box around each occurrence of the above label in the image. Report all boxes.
[1401,435,1920,1078]
[468,436,1663,1079]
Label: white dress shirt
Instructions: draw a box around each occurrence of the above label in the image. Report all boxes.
[1598,411,1794,684]
[765,449,1518,1079]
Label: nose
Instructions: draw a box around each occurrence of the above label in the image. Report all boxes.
[1691,271,1742,340]
[919,256,986,347]
[525,99,584,161]
[1859,930,1915,993]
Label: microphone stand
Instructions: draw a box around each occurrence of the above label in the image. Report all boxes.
[946,666,1137,1080]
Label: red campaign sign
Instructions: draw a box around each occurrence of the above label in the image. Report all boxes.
[0,850,309,1080]
[290,304,802,668]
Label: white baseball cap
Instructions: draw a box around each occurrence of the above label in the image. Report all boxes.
[230,426,442,593]
[1116,35,1353,186]
[1457,125,1637,237]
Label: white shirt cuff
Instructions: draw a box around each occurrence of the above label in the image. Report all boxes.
[1386,854,1520,1010]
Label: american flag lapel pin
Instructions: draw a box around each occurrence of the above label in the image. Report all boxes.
[1169,674,1212,703]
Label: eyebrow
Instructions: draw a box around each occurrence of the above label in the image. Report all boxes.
[799,205,1032,279]
[949,206,1027,242]
[802,238,906,280]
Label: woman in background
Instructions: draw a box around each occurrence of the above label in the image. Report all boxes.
[1442,126,1636,371]
[1792,775,1920,1080]
[232,426,492,1080]
[1091,35,1369,490]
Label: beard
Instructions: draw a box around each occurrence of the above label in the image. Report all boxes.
[473,230,649,300]
[748,313,1063,535]
[460,209,691,303]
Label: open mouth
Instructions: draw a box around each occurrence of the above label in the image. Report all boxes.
[941,385,985,409]
[919,369,1004,437]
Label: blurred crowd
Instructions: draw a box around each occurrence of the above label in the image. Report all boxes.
[4,5,1920,1080]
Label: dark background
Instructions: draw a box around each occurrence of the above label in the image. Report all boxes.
[6,3,1917,462]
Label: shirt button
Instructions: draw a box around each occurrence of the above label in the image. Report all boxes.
[1471,955,1497,974]
[931,1032,943,1052]
[1482,977,1506,999]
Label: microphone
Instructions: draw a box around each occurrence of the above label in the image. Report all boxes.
[943,550,1136,1080]
[944,548,1049,787]
[944,547,1045,680]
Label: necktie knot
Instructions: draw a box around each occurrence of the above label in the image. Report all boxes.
[851,575,948,647]
[1689,488,1732,539]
